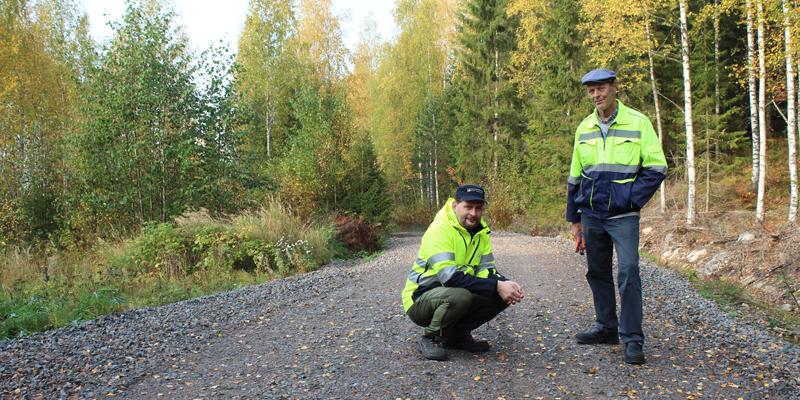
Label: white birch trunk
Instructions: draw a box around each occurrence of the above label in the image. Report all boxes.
[706,127,711,212]
[428,152,434,207]
[756,0,768,223]
[746,0,760,188]
[493,48,499,175]
[715,0,720,118]
[646,22,666,213]
[679,0,696,225]
[266,97,273,159]
[784,0,798,222]
[432,112,440,206]
[419,158,424,202]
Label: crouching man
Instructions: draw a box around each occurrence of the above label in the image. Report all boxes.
[401,184,524,361]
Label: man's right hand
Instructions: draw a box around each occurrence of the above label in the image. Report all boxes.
[497,280,524,305]
[571,222,585,255]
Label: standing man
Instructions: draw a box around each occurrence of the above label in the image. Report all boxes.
[566,69,667,365]
[402,184,524,361]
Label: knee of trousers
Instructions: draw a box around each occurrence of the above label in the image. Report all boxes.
[442,287,473,313]
[617,262,641,280]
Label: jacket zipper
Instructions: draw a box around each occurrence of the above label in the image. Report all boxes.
[467,235,480,265]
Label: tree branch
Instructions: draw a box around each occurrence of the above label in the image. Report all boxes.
[771,100,788,123]
[659,91,684,113]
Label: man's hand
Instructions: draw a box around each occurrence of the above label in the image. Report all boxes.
[571,222,585,255]
[497,280,524,305]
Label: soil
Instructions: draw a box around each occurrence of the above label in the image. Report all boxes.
[638,207,800,318]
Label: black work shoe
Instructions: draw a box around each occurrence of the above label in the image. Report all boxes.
[624,342,646,365]
[442,335,491,353]
[419,336,448,361]
[575,326,620,344]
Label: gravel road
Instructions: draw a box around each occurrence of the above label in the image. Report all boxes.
[2,233,799,399]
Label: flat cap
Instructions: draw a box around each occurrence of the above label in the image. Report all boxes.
[581,68,616,85]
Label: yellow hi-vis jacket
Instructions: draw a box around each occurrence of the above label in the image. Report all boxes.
[566,100,668,222]
[401,198,506,312]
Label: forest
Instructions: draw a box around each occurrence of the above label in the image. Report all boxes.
[1,0,798,337]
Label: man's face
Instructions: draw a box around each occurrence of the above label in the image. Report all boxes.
[586,82,617,114]
[452,200,484,230]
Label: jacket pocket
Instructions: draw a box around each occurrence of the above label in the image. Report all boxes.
[609,178,635,213]
[574,173,593,209]
[577,139,597,166]
[611,136,641,166]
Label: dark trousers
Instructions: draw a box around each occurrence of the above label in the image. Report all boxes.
[581,214,644,344]
[406,286,508,339]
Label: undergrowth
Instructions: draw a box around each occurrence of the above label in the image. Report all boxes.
[0,205,380,340]
[643,251,800,345]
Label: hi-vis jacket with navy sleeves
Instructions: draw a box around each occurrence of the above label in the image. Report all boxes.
[401,198,506,312]
[566,100,668,222]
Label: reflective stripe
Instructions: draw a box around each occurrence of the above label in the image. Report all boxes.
[480,254,495,264]
[415,258,426,267]
[407,269,420,282]
[579,129,641,142]
[607,129,640,139]
[428,252,455,265]
[645,165,668,174]
[438,265,458,283]
[579,131,602,141]
[407,270,439,287]
[568,176,581,185]
[584,164,639,174]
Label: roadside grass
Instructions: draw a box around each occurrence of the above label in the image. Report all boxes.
[0,204,361,340]
[642,251,800,345]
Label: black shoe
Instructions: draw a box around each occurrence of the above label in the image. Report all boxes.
[575,326,620,344]
[624,342,646,365]
[419,335,448,361]
[442,335,491,353]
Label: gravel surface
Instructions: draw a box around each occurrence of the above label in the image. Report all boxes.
[1,233,799,399]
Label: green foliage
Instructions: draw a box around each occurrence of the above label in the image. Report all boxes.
[65,0,242,241]
[0,0,91,244]
[450,0,524,183]
[391,201,436,229]
[234,0,296,189]
[0,203,342,340]
[696,278,745,308]
[340,137,393,223]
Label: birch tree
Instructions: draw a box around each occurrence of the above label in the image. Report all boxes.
[679,0,696,225]
[645,22,666,212]
[369,0,457,205]
[236,0,294,160]
[755,0,767,223]
[0,0,88,241]
[784,0,798,223]
[746,0,760,189]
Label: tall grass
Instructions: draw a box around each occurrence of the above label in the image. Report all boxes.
[0,203,337,340]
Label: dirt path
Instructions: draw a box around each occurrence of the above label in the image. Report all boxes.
[2,234,799,399]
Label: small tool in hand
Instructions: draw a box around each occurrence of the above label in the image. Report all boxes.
[575,236,585,255]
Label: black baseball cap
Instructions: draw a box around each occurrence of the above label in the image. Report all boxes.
[455,184,486,203]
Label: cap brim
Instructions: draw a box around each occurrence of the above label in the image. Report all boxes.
[457,195,486,203]
[582,78,616,85]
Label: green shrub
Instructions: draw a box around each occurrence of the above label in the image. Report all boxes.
[0,202,369,340]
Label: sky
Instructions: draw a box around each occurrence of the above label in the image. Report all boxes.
[82,0,398,56]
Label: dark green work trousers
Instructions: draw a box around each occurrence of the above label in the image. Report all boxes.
[406,286,508,339]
